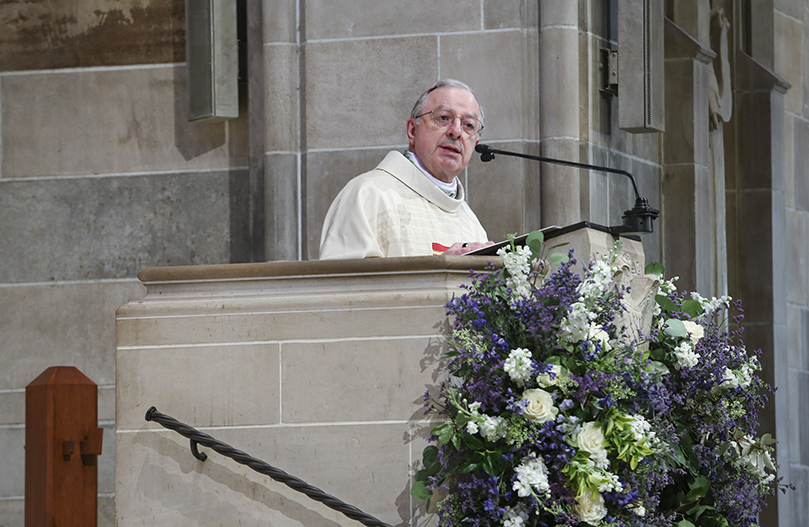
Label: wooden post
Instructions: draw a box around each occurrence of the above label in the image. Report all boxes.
[25,366,103,527]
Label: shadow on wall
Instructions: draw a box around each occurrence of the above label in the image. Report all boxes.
[132,431,346,526]
[172,64,229,162]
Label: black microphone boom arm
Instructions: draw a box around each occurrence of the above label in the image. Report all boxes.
[474,143,659,235]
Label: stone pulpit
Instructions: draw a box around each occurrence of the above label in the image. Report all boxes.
[114,225,652,526]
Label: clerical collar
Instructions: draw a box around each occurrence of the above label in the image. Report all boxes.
[404,151,459,199]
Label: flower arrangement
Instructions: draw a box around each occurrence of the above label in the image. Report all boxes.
[413,232,787,527]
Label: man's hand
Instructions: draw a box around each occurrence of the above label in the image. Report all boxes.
[443,241,495,255]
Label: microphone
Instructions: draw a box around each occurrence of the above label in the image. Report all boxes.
[474,143,659,235]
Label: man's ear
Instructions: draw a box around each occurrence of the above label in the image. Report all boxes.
[406,118,416,144]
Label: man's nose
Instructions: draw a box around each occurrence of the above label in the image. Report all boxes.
[446,117,463,137]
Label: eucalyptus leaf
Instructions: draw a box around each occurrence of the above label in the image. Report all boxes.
[525,230,544,260]
[645,261,665,276]
[664,319,687,338]
[647,360,670,375]
[549,252,569,266]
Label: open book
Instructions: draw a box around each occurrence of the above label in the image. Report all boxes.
[465,226,560,256]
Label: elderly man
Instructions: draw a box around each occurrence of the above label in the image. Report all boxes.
[319,79,493,260]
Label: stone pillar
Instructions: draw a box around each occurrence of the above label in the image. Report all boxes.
[727,50,789,527]
[662,18,716,294]
[539,0,581,227]
[262,0,303,261]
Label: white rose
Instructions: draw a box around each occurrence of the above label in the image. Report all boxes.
[682,320,704,343]
[522,388,558,423]
[538,364,564,387]
[576,421,606,455]
[571,489,607,525]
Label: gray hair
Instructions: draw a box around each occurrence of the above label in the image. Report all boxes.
[410,79,485,126]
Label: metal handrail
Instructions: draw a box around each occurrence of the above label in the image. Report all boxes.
[145,407,393,527]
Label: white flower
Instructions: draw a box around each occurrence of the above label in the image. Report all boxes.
[659,276,679,295]
[628,414,653,442]
[502,503,529,527]
[596,471,623,492]
[522,388,558,423]
[682,320,704,343]
[560,302,593,343]
[633,502,646,517]
[504,348,533,386]
[721,367,738,388]
[730,435,776,478]
[479,415,507,442]
[538,364,564,387]
[464,401,505,440]
[513,456,550,497]
[673,341,699,369]
[720,366,752,389]
[466,421,479,435]
[589,449,610,470]
[690,291,731,315]
[579,260,614,299]
[498,245,533,301]
[571,489,607,525]
[576,421,606,455]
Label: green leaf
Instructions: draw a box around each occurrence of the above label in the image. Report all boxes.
[656,294,678,312]
[603,418,614,436]
[410,480,432,500]
[686,503,715,521]
[525,230,544,260]
[422,445,439,470]
[664,319,687,338]
[680,300,704,317]
[433,422,455,447]
[647,359,670,375]
[676,520,696,527]
[460,462,481,474]
[645,261,665,276]
[462,434,486,451]
[688,475,710,497]
[549,252,569,266]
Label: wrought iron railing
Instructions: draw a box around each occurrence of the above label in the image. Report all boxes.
[145,407,393,527]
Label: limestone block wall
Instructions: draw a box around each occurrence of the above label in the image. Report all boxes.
[0,1,249,524]
[776,1,809,525]
[258,0,543,260]
[114,256,493,526]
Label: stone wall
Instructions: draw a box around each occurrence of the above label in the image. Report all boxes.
[777,1,809,525]
[0,0,249,524]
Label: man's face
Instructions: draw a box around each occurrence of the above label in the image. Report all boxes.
[407,87,481,183]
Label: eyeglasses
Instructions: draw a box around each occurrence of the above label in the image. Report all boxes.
[414,109,484,136]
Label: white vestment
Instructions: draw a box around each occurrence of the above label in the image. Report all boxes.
[319,151,488,260]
